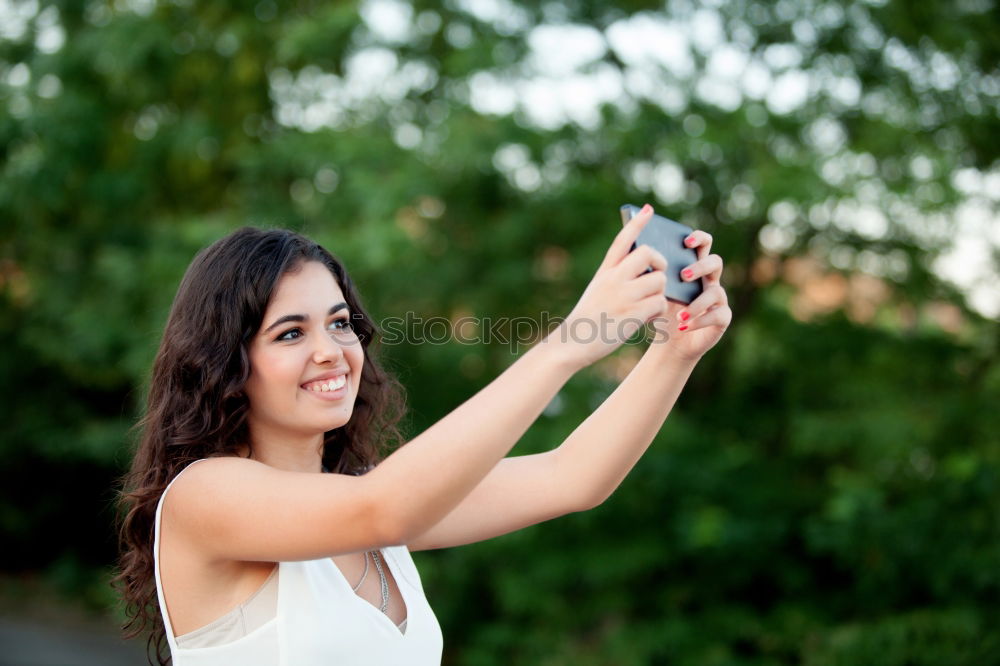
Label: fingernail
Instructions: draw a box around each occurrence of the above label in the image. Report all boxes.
[682,269,694,279]
[678,325,688,332]
[679,311,690,322]
[685,237,696,246]
[641,203,652,214]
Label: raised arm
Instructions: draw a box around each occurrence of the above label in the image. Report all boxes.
[406,229,731,551]
[553,229,731,508]
[166,205,671,564]
[405,349,696,551]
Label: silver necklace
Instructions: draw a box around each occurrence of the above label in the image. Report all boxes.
[370,550,390,613]
[352,550,390,614]
[351,551,370,592]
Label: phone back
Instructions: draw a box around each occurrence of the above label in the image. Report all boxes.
[620,204,703,305]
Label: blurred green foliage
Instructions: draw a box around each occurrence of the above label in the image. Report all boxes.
[1,0,998,663]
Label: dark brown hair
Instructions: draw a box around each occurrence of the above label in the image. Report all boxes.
[113,227,407,664]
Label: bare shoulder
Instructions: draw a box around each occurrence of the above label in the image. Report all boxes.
[160,455,385,563]
[163,457,264,521]
[168,455,263,490]
[160,457,262,558]
[158,458,280,634]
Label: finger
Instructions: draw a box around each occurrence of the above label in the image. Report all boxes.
[650,298,681,335]
[683,230,713,260]
[618,293,666,340]
[638,292,668,322]
[600,204,655,271]
[679,254,724,285]
[663,299,684,320]
[676,304,732,333]
[629,268,667,299]
[618,244,668,278]
[675,285,728,322]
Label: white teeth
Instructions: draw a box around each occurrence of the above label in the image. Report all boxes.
[307,375,347,392]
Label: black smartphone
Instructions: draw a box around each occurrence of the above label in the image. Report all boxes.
[620,204,703,305]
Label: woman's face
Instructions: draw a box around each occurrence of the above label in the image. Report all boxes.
[244,261,365,441]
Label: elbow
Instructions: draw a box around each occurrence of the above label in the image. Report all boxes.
[368,499,410,547]
[552,452,610,514]
[359,470,413,546]
[366,487,427,547]
[572,487,610,513]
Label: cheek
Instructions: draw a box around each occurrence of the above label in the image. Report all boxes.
[344,349,364,392]
[350,348,365,378]
[248,351,306,400]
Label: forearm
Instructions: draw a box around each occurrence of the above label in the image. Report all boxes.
[553,343,698,509]
[371,337,578,542]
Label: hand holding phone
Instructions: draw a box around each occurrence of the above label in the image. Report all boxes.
[619,204,703,305]
[548,204,672,370]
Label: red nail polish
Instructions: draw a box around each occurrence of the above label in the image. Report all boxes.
[678,325,688,332]
[682,269,694,279]
[680,311,690,322]
[686,237,696,246]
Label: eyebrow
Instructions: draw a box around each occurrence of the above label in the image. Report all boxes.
[263,302,350,335]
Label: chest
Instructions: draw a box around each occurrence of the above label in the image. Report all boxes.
[277,551,443,664]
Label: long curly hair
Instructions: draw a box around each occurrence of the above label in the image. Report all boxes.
[113,227,407,664]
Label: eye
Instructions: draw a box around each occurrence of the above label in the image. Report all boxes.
[329,318,354,332]
[276,327,303,341]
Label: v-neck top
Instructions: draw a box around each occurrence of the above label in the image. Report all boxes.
[153,459,444,665]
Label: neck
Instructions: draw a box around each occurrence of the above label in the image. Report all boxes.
[242,419,326,473]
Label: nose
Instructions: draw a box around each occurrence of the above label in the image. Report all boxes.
[312,331,346,365]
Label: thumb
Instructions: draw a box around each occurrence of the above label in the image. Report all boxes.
[599,204,653,271]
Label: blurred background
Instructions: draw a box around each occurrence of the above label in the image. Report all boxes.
[1,0,998,664]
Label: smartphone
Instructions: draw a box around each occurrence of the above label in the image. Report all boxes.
[620,204,703,305]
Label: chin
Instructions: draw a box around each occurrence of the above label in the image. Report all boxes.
[319,413,354,432]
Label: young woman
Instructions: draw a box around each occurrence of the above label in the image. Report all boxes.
[115,204,731,665]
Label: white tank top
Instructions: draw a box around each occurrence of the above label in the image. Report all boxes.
[153,460,444,665]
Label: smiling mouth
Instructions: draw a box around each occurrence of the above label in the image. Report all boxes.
[302,374,348,393]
